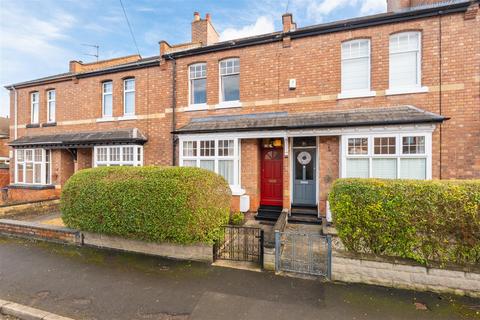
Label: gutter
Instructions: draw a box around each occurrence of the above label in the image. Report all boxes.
[172,117,449,135]
[166,1,472,59]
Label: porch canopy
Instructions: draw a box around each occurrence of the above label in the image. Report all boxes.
[174,106,446,135]
[9,128,147,149]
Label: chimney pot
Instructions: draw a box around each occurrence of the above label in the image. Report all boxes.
[206,13,211,21]
[193,12,200,21]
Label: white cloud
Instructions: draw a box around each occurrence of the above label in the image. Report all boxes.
[360,0,387,15]
[220,16,275,41]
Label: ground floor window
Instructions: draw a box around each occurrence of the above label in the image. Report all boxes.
[15,149,51,185]
[341,133,431,180]
[180,138,239,187]
[93,145,143,167]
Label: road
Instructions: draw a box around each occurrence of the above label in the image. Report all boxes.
[0,236,479,320]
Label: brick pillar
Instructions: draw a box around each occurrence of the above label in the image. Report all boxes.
[282,138,291,210]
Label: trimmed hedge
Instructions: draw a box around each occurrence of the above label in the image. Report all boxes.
[329,179,480,266]
[61,166,231,244]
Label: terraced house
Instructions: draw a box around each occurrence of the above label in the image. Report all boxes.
[5,0,480,222]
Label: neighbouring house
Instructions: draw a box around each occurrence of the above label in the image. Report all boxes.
[4,0,480,220]
[0,117,10,188]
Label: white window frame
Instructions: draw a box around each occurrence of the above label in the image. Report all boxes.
[179,138,242,193]
[30,92,39,124]
[386,31,428,95]
[340,132,432,180]
[218,58,241,108]
[93,145,143,167]
[188,63,207,109]
[123,78,135,116]
[102,81,113,118]
[47,89,56,123]
[14,149,52,185]
[338,39,376,99]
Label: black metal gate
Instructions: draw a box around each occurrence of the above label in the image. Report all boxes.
[214,225,264,266]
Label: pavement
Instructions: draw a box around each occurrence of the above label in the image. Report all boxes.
[0,236,479,320]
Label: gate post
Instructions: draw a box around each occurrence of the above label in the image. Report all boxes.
[274,230,280,272]
[260,229,264,269]
[326,235,332,280]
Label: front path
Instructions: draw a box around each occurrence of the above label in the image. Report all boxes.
[0,237,478,320]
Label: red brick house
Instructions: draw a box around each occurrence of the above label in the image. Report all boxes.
[5,0,480,220]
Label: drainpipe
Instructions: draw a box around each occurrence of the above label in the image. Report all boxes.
[438,11,443,179]
[12,86,17,140]
[169,55,177,166]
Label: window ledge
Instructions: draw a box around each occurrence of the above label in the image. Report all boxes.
[96,117,115,123]
[337,90,376,100]
[185,104,208,112]
[8,184,55,190]
[42,122,57,127]
[118,115,137,121]
[215,101,242,109]
[26,123,40,128]
[385,86,429,96]
[230,186,246,196]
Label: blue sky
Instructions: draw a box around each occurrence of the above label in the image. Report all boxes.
[0,0,386,118]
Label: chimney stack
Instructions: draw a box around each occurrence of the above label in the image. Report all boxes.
[282,13,296,33]
[191,12,219,46]
[386,0,449,12]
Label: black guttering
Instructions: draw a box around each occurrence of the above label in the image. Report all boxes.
[4,58,160,89]
[166,1,473,59]
[173,117,448,134]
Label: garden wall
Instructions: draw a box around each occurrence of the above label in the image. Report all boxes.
[325,227,480,298]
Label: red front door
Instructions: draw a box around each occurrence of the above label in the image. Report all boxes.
[261,148,283,206]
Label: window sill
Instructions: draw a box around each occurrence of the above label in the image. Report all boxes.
[215,101,242,109]
[337,90,376,100]
[118,115,137,121]
[8,184,55,190]
[42,122,57,127]
[385,86,429,96]
[185,104,208,112]
[26,123,40,128]
[230,186,246,196]
[96,117,115,123]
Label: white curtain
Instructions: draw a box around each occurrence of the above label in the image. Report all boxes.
[218,160,234,185]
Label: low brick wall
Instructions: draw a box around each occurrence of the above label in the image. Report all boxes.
[0,219,80,244]
[0,199,60,218]
[332,251,480,298]
[1,186,60,205]
[82,232,213,263]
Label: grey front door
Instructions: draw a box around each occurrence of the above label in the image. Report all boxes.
[293,147,316,206]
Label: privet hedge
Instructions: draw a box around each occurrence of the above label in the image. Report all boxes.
[61,166,231,244]
[329,179,480,266]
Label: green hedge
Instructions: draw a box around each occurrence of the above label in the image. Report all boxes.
[61,166,231,244]
[329,179,480,266]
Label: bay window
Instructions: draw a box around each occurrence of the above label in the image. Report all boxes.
[94,145,143,167]
[180,138,239,187]
[189,63,207,105]
[219,58,240,103]
[339,39,374,98]
[342,133,430,180]
[15,149,51,185]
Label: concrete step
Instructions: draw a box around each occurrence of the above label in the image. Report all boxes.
[290,206,318,215]
[288,214,322,225]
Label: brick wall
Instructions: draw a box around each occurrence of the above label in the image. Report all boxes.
[0,219,79,244]
[318,137,339,214]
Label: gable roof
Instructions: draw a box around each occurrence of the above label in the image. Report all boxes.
[174,106,447,134]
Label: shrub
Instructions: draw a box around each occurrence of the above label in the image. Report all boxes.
[329,178,480,266]
[61,166,231,244]
[230,212,244,225]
